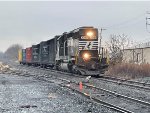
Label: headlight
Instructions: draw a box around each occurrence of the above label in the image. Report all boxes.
[83,53,91,61]
[86,31,93,37]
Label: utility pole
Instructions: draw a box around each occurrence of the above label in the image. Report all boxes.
[146,11,150,33]
[99,28,106,55]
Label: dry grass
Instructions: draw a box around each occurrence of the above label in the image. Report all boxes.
[106,63,150,79]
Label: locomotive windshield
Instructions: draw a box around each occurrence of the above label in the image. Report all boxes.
[79,28,98,40]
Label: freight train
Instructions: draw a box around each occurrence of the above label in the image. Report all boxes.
[18,26,109,76]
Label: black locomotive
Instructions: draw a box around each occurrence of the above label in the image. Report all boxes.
[18,26,109,76]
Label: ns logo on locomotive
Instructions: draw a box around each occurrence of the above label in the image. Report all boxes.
[18,26,109,76]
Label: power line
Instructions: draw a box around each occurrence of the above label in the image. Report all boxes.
[106,13,145,29]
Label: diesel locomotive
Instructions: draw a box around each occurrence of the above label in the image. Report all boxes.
[18,26,109,75]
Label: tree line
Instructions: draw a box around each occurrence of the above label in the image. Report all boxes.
[4,44,23,60]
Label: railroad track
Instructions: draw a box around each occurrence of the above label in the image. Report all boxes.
[18,66,150,112]
[4,65,150,113]
[34,66,150,90]
[83,83,150,107]
[0,65,132,113]
[103,76,150,86]
[56,77,150,112]
[5,67,132,113]
[41,67,150,92]
[98,76,150,91]
[6,64,150,92]
[64,84,133,113]
[35,75,134,113]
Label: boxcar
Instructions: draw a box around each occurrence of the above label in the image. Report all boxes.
[22,49,26,64]
[32,44,40,66]
[39,41,49,67]
[26,47,32,65]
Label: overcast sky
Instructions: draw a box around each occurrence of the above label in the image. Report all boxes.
[0,1,150,52]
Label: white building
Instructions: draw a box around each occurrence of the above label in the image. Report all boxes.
[123,42,150,64]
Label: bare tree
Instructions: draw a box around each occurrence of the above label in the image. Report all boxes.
[5,44,23,60]
[106,34,130,65]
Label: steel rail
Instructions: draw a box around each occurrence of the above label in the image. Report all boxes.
[103,76,150,86]
[83,83,150,107]
[54,77,150,107]
[37,75,134,113]
[98,77,150,91]
[64,84,133,113]
[10,65,150,92]
[35,67,150,90]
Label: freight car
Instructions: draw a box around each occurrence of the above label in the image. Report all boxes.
[32,44,40,66]
[18,26,109,76]
[39,37,57,68]
[26,47,32,65]
[18,49,26,65]
[18,49,22,64]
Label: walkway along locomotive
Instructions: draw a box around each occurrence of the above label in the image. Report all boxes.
[18,26,109,76]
